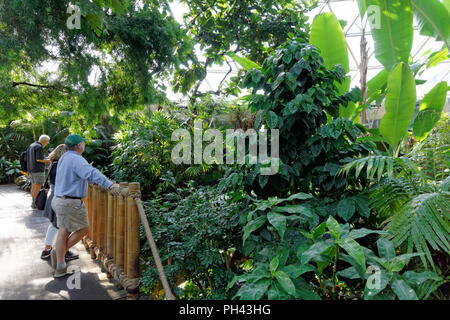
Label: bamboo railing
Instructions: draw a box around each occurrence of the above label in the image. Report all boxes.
[83,182,141,300]
[82,181,175,300]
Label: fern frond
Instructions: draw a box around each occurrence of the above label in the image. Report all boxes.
[369,178,416,218]
[383,192,450,270]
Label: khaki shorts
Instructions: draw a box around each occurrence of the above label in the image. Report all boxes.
[30,172,45,185]
[51,196,89,233]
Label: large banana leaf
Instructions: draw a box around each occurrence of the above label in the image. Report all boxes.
[310,12,352,117]
[411,0,450,49]
[310,12,350,75]
[445,0,450,14]
[366,69,389,105]
[379,62,416,151]
[367,0,414,71]
[413,81,448,141]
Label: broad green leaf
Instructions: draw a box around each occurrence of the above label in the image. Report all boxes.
[285,192,314,202]
[353,195,371,218]
[391,277,419,300]
[267,211,286,239]
[310,13,352,117]
[226,52,261,70]
[347,228,389,240]
[312,222,327,241]
[366,69,389,105]
[426,48,449,69]
[326,216,341,240]
[402,271,442,286]
[413,81,448,141]
[266,110,279,129]
[411,0,450,49]
[275,270,296,297]
[267,282,288,300]
[243,216,266,244]
[293,278,322,300]
[280,264,314,279]
[364,269,392,299]
[367,0,414,71]
[337,198,355,221]
[338,237,366,271]
[270,256,280,274]
[390,253,424,272]
[336,266,361,279]
[236,279,271,300]
[379,62,417,150]
[310,13,349,75]
[300,240,335,265]
[445,0,450,15]
[376,238,396,261]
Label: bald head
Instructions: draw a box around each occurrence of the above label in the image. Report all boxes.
[38,135,50,147]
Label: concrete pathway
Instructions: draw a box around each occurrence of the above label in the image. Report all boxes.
[0,184,126,300]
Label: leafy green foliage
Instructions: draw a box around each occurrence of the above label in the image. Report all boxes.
[361,238,445,300]
[228,200,391,300]
[174,0,315,97]
[140,183,247,299]
[0,0,193,124]
[237,39,373,197]
[0,157,21,184]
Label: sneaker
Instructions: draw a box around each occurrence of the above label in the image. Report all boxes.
[50,248,57,270]
[54,265,75,278]
[41,249,51,260]
[31,201,37,209]
[65,251,79,262]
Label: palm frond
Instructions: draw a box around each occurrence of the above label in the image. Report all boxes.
[383,191,450,270]
[369,178,416,218]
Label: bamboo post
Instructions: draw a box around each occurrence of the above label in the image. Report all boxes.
[113,182,127,285]
[83,185,91,250]
[113,189,118,265]
[123,188,129,277]
[126,182,141,299]
[98,187,107,262]
[91,184,98,259]
[95,184,102,257]
[107,191,114,256]
[88,184,93,240]
[105,190,114,279]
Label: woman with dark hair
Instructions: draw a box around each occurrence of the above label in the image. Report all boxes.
[40,144,78,262]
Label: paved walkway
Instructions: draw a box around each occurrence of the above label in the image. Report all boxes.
[0,184,126,300]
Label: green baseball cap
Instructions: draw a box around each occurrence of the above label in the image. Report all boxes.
[65,134,88,146]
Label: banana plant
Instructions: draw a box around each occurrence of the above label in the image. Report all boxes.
[358,0,449,152]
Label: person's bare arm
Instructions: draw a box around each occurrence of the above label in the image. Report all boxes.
[37,159,52,165]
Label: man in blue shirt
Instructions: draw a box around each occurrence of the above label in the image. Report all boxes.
[50,134,119,278]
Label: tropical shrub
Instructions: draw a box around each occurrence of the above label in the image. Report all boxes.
[140,182,248,299]
[235,38,374,198]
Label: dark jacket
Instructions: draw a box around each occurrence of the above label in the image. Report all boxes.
[26,142,45,173]
[49,162,57,185]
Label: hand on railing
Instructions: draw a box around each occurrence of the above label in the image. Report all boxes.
[108,183,120,196]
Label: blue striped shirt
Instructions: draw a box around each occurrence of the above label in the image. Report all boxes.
[54,151,113,198]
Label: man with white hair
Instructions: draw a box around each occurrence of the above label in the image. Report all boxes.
[26,134,51,208]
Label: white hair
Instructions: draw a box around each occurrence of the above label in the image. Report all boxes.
[38,135,50,142]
